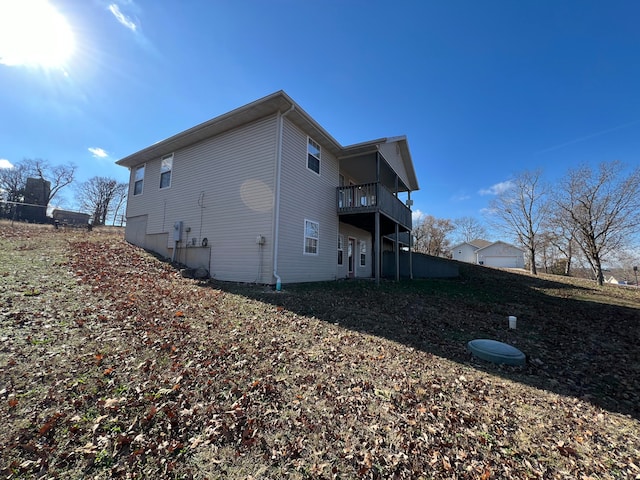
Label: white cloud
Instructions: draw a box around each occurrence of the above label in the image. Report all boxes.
[480,207,497,216]
[451,193,471,202]
[412,209,424,223]
[108,3,138,31]
[0,158,14,169]
[88,147,109,158]
[478,180,514,196]
[104,1,161,59]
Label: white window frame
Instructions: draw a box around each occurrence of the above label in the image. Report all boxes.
[337,234,344,266]
[307,137,320,175]
[133,164,145,196]
[159,153,173,189]
[303,219,319,255]
[359,240,367,267]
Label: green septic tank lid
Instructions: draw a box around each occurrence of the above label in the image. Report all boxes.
[467,339,526,366]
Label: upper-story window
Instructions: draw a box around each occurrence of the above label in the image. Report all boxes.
[133,165,145,196]
[307,137,320,175]
[160,154,173,189]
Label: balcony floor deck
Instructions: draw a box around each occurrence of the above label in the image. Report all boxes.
[338,210,410,237]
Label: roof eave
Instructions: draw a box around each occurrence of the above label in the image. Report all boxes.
[115,93,419,193]
[117,91,296,168]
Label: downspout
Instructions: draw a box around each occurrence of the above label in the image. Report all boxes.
[395,175,400,281]
[171,240,178,262]
[272,104,295,290]
[408,190,413,280]
[375,152,381,285]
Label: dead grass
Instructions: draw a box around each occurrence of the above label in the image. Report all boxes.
[0,220,639,479]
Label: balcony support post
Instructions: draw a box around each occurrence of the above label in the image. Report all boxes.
[395,222,400,281]
[408,191,413,280]
[375,210,380,285]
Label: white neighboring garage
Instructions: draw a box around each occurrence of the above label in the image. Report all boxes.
[451,239,491,263]
[476,241,525,269]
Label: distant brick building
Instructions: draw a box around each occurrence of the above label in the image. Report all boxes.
[21,178,50,223]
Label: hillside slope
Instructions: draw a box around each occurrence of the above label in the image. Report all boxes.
[1,221,638,479]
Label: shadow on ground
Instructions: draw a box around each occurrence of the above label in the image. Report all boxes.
[203,264,640,421]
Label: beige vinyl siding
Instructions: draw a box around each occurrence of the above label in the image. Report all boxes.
[452,243,478,263]
[125,115,278,283]
[276,118,340,283]
[337,222,372,279]
[126,163,153,219]
[378,142,411,190]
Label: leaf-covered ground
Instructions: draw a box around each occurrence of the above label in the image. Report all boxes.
[0,221,639,479]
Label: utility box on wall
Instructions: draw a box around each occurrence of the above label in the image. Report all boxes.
[173,221,183,241]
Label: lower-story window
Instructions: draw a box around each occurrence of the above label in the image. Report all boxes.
[360,240,366,266]
[304,219,319,255]
[337,235,344,265]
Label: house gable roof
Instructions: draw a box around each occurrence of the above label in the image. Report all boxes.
[115,91,419,191]
[469,239,492,249]
[338,136,419,192]
[451,241,474,251]
[116,91,337,167]
[475,240,524,253]
[451,239,523,254]
[451,239,491,251]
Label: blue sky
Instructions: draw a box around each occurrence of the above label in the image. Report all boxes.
[1,0,639,222]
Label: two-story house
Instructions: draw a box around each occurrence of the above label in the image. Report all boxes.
[116,91,419,286]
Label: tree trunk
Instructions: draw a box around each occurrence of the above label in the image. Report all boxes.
[564,240,572,276]
[529,246,537,275]
[594,256,604,286]
[93,207,102,226]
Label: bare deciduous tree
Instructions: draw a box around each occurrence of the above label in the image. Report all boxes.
[543,205,579,276]
[0,158,76,205]
[77,177,124,226]
[486,170,550,275]
[0,162,28,202]
[555,161,640,285]
[23,158,76,205]
[412,214,455,257]
[537,231,559,274]
[111,183,128,226]
[453,216,488,243]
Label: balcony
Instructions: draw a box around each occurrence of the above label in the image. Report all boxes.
[337,182,412,233]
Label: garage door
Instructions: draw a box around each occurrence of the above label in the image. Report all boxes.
[483,256,519,268]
